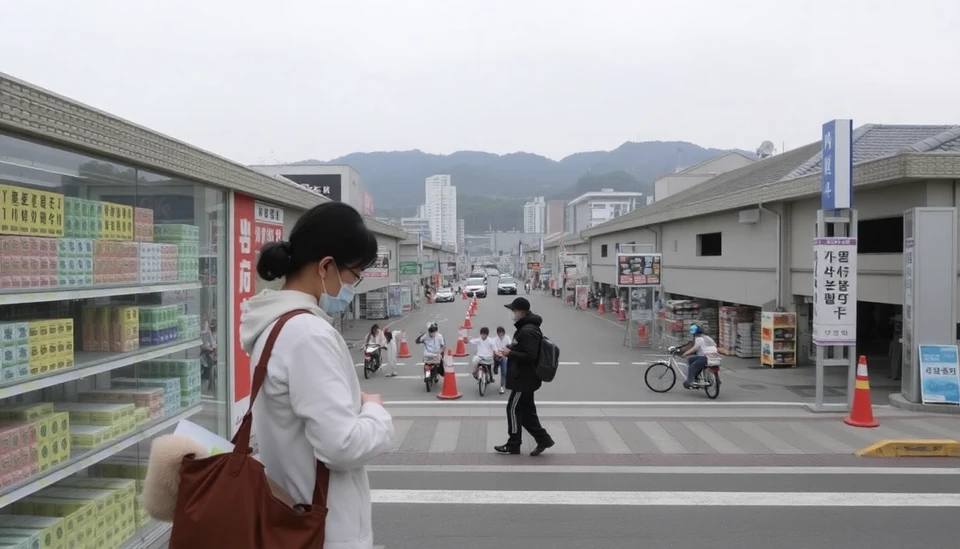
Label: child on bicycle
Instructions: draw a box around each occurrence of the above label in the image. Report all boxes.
[470,327,498,382]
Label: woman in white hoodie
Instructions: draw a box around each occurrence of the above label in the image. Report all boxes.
[239,202,395,549]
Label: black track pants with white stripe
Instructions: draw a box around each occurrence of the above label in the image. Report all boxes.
[505,390,549,448]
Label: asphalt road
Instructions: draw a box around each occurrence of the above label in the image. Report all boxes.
[370,467,960,548]
[353,277,844,403]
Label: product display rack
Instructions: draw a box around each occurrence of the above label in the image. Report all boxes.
[761,311,798,367]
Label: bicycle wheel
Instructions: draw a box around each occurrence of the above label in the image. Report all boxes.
[703,369,720,400]
[478,369,487,396]
[644,362,676,393]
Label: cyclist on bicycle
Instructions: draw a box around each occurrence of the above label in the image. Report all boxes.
[469,327,498,382]
[680,324,717,389]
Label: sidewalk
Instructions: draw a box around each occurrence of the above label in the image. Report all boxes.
[374,403,960,464]
[570,304,902,405]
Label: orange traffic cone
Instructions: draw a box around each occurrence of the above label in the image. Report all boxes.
[397,330,411,359]
[597,299,605,314]
[462,315,473,330]
[462,290,467,300]
[472,297,479,310]
[844,356,879,428]
[438,350,462,400]
[469,303,476,317]
[454,334,469,357]
[618,307,627,322]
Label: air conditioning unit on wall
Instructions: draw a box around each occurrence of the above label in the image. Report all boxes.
[738,209,761,224]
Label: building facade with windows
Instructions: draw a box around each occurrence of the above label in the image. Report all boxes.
[523,196,546,233]
[564,190,645,234]
[425,174,458,251]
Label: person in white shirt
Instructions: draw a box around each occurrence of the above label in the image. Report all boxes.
[681,324,718,389]
[470,327,499,382]
[382,330,399,377]
[492,326,512,394]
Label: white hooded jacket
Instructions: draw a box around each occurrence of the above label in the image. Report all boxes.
[240,289,394,549]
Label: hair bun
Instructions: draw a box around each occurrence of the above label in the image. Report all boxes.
[257,241,293,281]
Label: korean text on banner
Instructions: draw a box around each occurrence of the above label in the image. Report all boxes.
[616,253,662,286]
[812,237,857,346]
[918,345,960,405]
[231,194,285,435]
[821,119,853,210]
[364,251,390,278]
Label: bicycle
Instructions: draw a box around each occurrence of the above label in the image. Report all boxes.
[643,347,720,399]
[475,358,495,396]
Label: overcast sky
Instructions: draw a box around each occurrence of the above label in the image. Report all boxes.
[2,1,958,163]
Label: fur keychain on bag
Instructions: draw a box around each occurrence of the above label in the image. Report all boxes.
[143,434,300,521]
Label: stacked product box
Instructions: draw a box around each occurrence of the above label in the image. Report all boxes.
[33,486,117,549]
[79,388,164,421]
[92,240,139,285]
[0,184,65,238]
[55,402,137,451]
[0,236,59,289]
[0,516,63,549]
[134,207,154,242]
[0,402,70,475]
[137,243,178,283]
[64,198,134,241]
[11,495,95,549]
[56,237,94,288]
[154,224,199,282]
[0,421,37,489]
[27,319,76,377]
[93,458,151,528]
[0,323,31,383]
[137,359,202,408]
[177,314,201,341]
[138,305,180,347]
[111,377,181,415]
[81,306,139,353]
[55,476,138,548]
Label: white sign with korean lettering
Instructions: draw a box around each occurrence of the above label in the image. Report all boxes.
[812,237,858,345]
[254,201,284,225]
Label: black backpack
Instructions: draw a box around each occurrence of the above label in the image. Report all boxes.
[534,330,560,382]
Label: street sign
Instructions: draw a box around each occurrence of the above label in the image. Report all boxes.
[812,237,857,345]
[821,119,853,210]
[918,344,960,405]
[399,261,420,275]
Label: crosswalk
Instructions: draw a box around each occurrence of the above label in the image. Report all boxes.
[382,416,960,456]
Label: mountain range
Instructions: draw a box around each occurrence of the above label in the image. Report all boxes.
[291,141,750,232]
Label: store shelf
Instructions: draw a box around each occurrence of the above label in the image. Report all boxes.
[0,338,202,399]
[120,521,172,549]
[0,281,202,306]
[0,405,201,507]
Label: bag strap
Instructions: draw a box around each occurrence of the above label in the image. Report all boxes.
[230,309,330,508]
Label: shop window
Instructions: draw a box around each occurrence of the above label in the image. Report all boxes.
[697,232,722,256]
[0,132,228,545]
[601,244,608,257]
[857,216,903,254]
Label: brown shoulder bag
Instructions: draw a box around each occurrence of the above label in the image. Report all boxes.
[169,310,330,548]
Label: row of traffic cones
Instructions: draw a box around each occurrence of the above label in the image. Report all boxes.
[442,293,477,400]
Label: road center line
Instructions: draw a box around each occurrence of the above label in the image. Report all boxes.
[367,465,960,475]
[592,362,620,365]
[371,490,960,507]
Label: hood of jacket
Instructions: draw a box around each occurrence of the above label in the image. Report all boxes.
[239,289,330,353]
[513,312,543,331]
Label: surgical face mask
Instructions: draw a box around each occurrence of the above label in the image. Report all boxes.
[320,264,356,314]
[508,312,517,324]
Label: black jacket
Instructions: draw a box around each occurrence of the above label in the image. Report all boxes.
[505,313,544,393]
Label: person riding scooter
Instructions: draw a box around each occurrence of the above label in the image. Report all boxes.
[416,322,446,375]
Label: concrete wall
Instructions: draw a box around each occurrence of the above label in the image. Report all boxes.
[661,210,778,306]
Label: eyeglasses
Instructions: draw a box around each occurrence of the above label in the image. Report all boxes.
[345,266,364,287]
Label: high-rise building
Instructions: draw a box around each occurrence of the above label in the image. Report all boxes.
[546,200,566,235]
[565,189,644,234]
[416,204,427,219]
[523,196,546,234]
[424,174,458,250]
[457,218,465,253]
[400,217,431,237]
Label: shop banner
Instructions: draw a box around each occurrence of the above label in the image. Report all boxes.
[444,262,457,277]
[387,284,404,317]
[230,193,284,435]
[918,344,960,405]
[400,261,420,275]
[617,253,662,286]
[422,260,438,272]
[527,262,541,272]
[575,285,588,310]
[364,251,390,278]
[812,237,857,346]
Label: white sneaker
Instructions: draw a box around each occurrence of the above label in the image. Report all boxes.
[499,387,505,394]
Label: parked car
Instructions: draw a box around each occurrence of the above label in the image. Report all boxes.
[497,276,518,295]
[435,287,455,303]
[464,277,487,298]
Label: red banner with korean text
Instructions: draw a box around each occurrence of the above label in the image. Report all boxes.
[230,193,285,435]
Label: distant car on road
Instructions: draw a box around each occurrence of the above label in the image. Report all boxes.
[434,287,455,303]
[497,276,518,295]
[464,277,487,298]
[485,268,500,277]
[471,270,488,283]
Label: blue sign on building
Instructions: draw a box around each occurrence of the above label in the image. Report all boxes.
[918,344,960,405]
[821,119,854,210]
